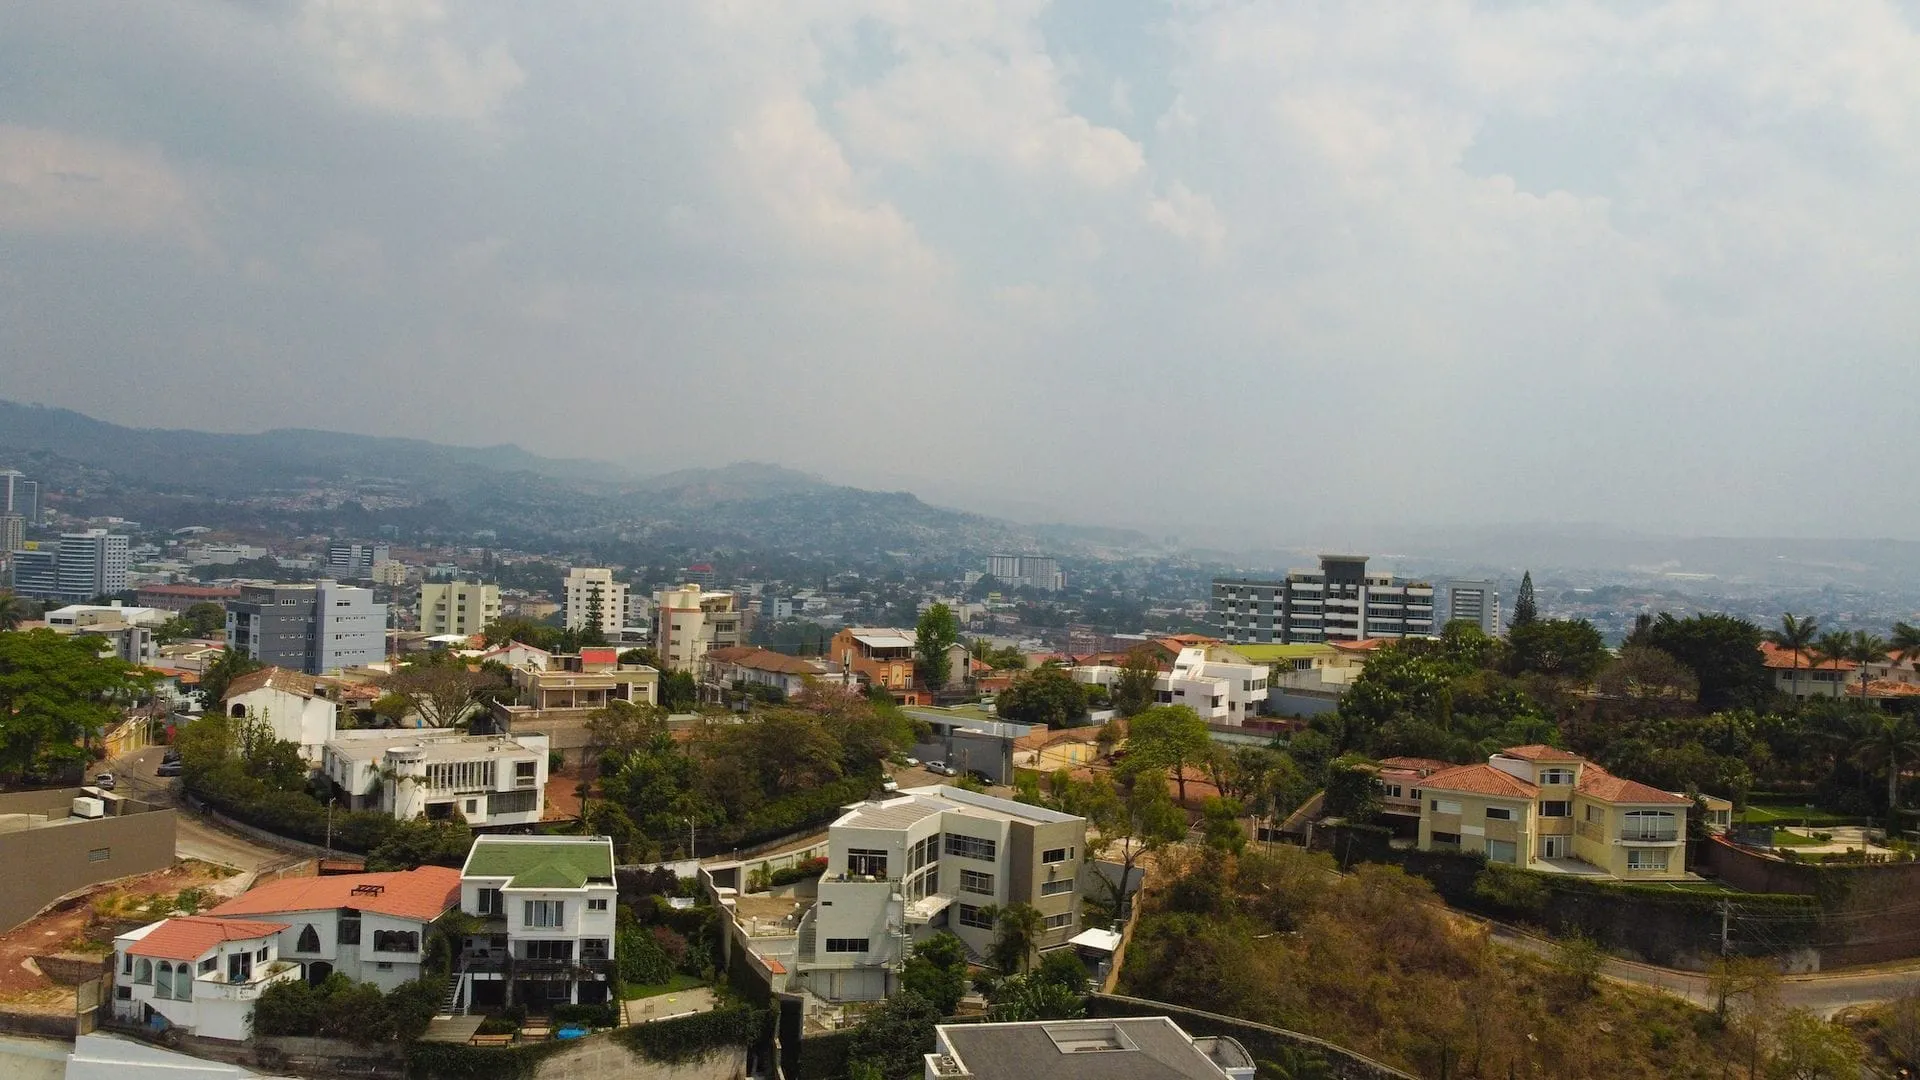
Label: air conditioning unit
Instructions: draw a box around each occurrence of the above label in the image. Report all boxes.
[72,797,106,820]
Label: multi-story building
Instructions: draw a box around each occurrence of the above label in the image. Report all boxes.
[134,583,242,613]
[1211,555,1435,645]
[652,584,742,674]
[221,667,343,762]
[926,1017,1255,1080]
[111,916,300,1040]
[985,555,1063,592]
[1070,645,1268,725]
[456,836,618,1010]
[6,544,58,598]
[563,567,630,637]
[828,627,923,705]
[1439,580,1501,635]
[0,514,22,562]
[43,603,168,666]
[0,469,39,526]
[202,866,463,992]
[325,542,390,582]
[794,785,1086,1002]
[702,645,853,702]
[491,647,660,763]
[8,531,130,602]
[419,580,501,638]
[225,580,388,674]
[322,730,549,826]
[1415,745,1692,879]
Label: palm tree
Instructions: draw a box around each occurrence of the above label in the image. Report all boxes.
[987,902,1045,974]
[1810,631,1854,698]
[1766,613,1818,699]
[0,591,24,632]
[1893,621,1920,671]
[1851,713,1920,816]
[1846,631,1890,706]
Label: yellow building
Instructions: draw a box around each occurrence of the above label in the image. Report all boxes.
[1415,745,1692,880]
[418,581,501,638]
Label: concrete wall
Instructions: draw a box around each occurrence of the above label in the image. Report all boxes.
[1702,836,1920,966]
[1088,994,1418,1080]
[534,1040,745,1080]
[0,789,177,931]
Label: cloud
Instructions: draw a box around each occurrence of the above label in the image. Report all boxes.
[296,0,523,122]
[1145,182,1226,258]
[0,125,206,247]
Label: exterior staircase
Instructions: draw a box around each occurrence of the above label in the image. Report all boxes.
[437,971,470,1017]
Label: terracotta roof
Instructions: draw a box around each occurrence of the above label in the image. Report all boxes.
[1575,771,1692,805]
[1758,642,1853,672]
[1378,756,1452,775]
[1498,744,1583,762]
[1421,763,1539,799]
[710,647,825,677]
[704,646,759,664]
[128,916,290,961]
[223,666,319,702]
[1850,679,1920,699]
[579,648,619,664]
[208,866,461,923]
[1330,638,1393,652]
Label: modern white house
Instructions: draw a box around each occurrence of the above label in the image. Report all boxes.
[322,729,550,826]
[1070,645,1269,725]
[202,866,463,992]
[795,786,1087,1002]
[456,836,619,1010]
[112,917,300,1040]
[221,667,341,762]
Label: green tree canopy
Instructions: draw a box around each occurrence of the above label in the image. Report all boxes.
[996,666,1089,728]
[1124,704,1212,805]
[1506,618,1609,679]
[1645,613,1769,710]
[1112,647,1160,717]
[914,603,960,690]
[0,629,153,780]
[1511,571,1538,627]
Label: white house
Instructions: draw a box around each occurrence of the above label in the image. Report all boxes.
[221,667,340,762]
[322,730,550,826]
[456,836,618,1011]
[1070,645,1269,724]
[479,640,553,672]
[202,866,463,992]
[112,917,300,1041]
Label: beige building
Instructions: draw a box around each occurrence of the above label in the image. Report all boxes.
[1416,745,1692,880]
[652,584,742,674]
[419,581,501,637]
[563,567,630,637]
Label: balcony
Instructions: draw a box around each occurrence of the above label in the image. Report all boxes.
[195,962,302,1001]
[513,957,614,979]
[1619,830,1680,843]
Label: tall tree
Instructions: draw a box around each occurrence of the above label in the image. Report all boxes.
[1645,613,1770,711]
[988,901,1045,974]
[1506,618,1609,679]
[0,629,153,780]
[1809,630,1854,689]
[1111,647,1160,717]
[1766,613,1819,699]
[996,666,1088,728]
[198,646,263,708]
[382,660,507,728]
[914,603,959,690]
[1125,704,1212,805]
[1510,572,1538,628]
[1845,631,1889,704]
[0,592,25,632]
[1065,775,1184,917]
[1850,713,1920,816]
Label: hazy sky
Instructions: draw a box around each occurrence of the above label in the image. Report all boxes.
[4,2,1919,545]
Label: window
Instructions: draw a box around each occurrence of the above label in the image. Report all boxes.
[1622,810,1679,841]
[1627,849,1670,871]
[256,946,270,962]
[1040,879,1075,896]
[581,939,610,961]
[372,930,419,954]
[846,849,889,877]
[228,952,251,983]
[297,925,321,952]
[1430,831,1461,847]
[515,761,538,787]
[115,985,131,1001]
[338,914,361,945]
[199,956,218,974]
[1484,840,1518,865]
[524,900,565,928]
[1585,805,1601,823]
[1043,912,1073,930]
[489,789,537,815]
[1042,847,1071,864]
[1539,800,1570,818]
[476,888,503,917]
[1430,799,1461,815]
[465,799,478,815]
[824,938,870,953]
[88,847,111,862]
[957,904,995,930]
[1385,785,1403,799]
[1410,789,1422,800]
[587,898,609,912]
[1485,807,1514,821]
[134,958,151,985]
[1540,768,1575,785]
[944,834,997,861]
[959,870,995,895]
[521,940,574,961]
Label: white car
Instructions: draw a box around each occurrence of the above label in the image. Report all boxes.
[926,761,959,777]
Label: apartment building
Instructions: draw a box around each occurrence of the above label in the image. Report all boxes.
[135,583,241,613]
[112,917,298,1040]
[926,1017,1255,1080]
[562,567,630,637]
[794,786,1086,1002]
[8,530,130,602]
[985,555,1063,592]
[323,730,549,826]
[456,836,618,1010]
[225,580,388,674]
[1415,745,1692,879]
[828,626,923,704]
[649,584,742,674]
[203,866,462,992]
[0,469,39,526]
[419,580,501,637]
[1211,555,1435,645]
[1439,579,1501,635]
[325,542,389,582]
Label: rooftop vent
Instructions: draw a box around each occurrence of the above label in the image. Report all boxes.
[1044,1022,1136,1054]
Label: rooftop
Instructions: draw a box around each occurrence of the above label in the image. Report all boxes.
[208,866,461,922]
[1575,768,1693,806]
[462,835,615,889]
[223,666,319,702]
[325,731,544,765]
[1421,763,1540,800]
[1223,643,1334,663]
[834,785,1081,831]
[1497,744,1584,763]
[936,1018,1238,1080]
[124,916,290,962]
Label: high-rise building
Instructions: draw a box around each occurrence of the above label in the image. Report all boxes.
[419,581,501,637]
[0,470,38,526]
[56,529,130,600]
[0,515,23,560]
[984,554,1063,591]
[226,580,388,674]
[1439,580,1501,635]
[562,567,630,637]
[325,542,390,582]
[7,546,59,599]
[1211,555,1435,645]
[652,584,741,673]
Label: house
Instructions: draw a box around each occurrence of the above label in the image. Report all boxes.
[1069,645,1268,725]
[456,836,618,1010]
[702,645,855,702]
[652,584,743,673]
[221,667,340,762]
[203,866,462,991]
[1760,641,1920,704]
[794,786,1086,1002]
[1377,756,1450,828]
[1415,745,1693,879]
[507,648,659,711]
[479,640,553,672]
[112,917,300,1040]
[828,627,924,704]
[926,1017,1255,1080]
[322,730,550,826]
[903,708,1036,784]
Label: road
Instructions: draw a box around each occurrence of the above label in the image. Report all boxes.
[108,745,297,872]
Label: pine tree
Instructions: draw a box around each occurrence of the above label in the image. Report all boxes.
[1512,571,1538,628]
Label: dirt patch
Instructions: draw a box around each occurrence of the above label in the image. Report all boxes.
[544,766,584,822]
[732,893,803,922]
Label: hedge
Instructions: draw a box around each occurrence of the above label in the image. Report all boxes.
[549,1002,620,1029]
[795,1028,857,1080]
[614,1005,769,1064]
[771,857,829,887]
[405,1041,561,1080]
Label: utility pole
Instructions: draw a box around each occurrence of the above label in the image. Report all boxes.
[326,797,336,858]
[1720,899,1731,955]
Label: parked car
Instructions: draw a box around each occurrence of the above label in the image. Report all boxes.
[156,761,184,777]
[162,747,182,764]
[93,772,116,790]
[966,770,993,786]
[926,761,958,777]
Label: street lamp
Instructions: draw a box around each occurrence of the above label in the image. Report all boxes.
[686,817,696,861]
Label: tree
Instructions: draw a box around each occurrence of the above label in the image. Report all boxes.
[1074,776,1185,917]
[659,670,698,711]
[1766,614,1819,699]
[1894,621,1920,671]
[1844,630,1889,704]
[986,974,1085,1021]
[989,902,1045,974]
[1506,618,1608,679]
[198,646,262,708]
[914,604,959,691]
[1551,932,1603,999]
[846,990,942,1080]
[1850,713,1920,816]
[1112,647,1160,717]
[1511,571,1537,628]
[1125,705,1211,805]
[0,629,153,780]
[1765,1007,1861,1080]
[1708,955,1780,1025]
[996,666,1088,728]
[1593,645,1699,714]
[899,931,970,1014]
[0,592,26,632]
[382,661,507,728]
[1646,613,1770,710]
[1201,796,1246,854]
[1322,753,1382,824]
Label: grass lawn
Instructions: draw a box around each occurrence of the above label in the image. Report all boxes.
[623,974,704,1000]
[1737,802,1860,827]
[1766,829,1826,847]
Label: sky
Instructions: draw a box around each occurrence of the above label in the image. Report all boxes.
[3,1,1919,546]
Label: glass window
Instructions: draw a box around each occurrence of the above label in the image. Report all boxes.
[1485,807,1513,821]
[134,958,151,985]
[959,870,995,895]
[1043,912,1073,930]
[847,849,889,877]
[1539,801,1570,818]
[338,914,361,945]
[1484,840,1518,865]
[944,834,997,861]
[476,888,503,917]
[1040,879,1074,896]
[524,900,565,928]
[824,938,871,953]
[956,904,995,930]
[587,898,609,912]
[1042,847,1069,864]
[580,938,610,960]
[1627,849,1670,871]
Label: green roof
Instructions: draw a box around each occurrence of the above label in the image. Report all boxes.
[1227,643,1336,663]
[463,839,614,889]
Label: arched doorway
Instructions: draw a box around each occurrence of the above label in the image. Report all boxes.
[305,960,334,986]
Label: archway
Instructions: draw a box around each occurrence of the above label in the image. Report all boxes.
[304,960,334,986]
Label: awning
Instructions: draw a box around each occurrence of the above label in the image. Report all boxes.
[1068,928,1122,953]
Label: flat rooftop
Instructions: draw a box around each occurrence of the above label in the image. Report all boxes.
[325,733,543,764]
[937,1018,1234,1080]
[833,784,1080,831]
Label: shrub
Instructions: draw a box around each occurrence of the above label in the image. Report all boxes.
[405,1041,561,1080]
[549,1002,619,1028]
[770,857,829,887]
[614,1005,767,1064]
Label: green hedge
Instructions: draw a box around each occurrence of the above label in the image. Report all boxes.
[795,1028,857,1080]
[733,776,879,849]
[549,1002,620,1028]
[614,1005,768,1064]
[405,1041,561,1080]
[772,857,829,887]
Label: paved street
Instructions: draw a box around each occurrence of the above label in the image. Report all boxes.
[109,744,296,872]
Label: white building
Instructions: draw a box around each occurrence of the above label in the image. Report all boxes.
[652,584,742,674]
[419,581,501,638]
[456,836,619,1010]
[41,603,168,666]
[323,730,549,826]
[325,542,389,581]
[111,917,300,1041]
[1071,646,1268,725]
[702,645,854,701]
[201,866,463,992]
[795,786,1086,1002]
[1211,554,1436,645]
[1440,580,1501,635]
[43,603,170,629]
[221,667,340,763]
[562,568,629,637]
[985,555,1063,592]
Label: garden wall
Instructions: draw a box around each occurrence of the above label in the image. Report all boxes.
[1701,836,1920,966]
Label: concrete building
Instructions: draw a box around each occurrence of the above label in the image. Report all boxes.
[794,786,1086,1002]
[562,567,629,637]
[202,866,463,993]
[419,581,501,638]
[324,542,389,582]
[985,555,1063,592]
[0,514,21,563]
[702,645,853,702]
[904,709,1034,784]
[926,1017,1254,1080]
[492,648,660,764]
[220,667,341,763]
[112,917,298,1040]
[456,836,618,1010]
[1440,579,1501,635]
[828,627,923,704]
[225,580,388,675]
[323,730,549,826]
[8,530,130,602]
[1211,555,1435,645]
[0,787,177,933]
[1070,645,1269,725]
[652,584,742,674]
[42,603,165,666]
[6,545,58,599]
[134,583,241,613]
[0,470,38,527]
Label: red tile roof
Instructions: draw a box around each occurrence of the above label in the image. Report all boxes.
[1498,744,1583,762]
[1422,763,1539,799]
[128,917,290,961]
[1851,679,1920,699]
[207,866,461,923]
[708,647,826,677]
[1576,771,1692,805]
[1330,638,1393,652]
[578,648,619,665]
[1378,756,1452,775]
[1758,642,1854,672]
[223,666,319,702]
